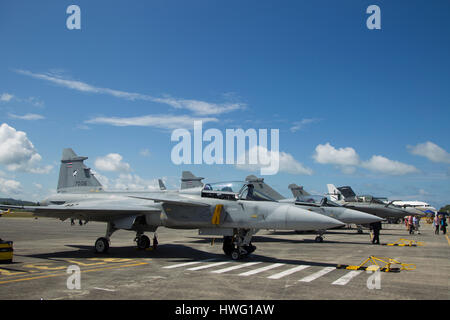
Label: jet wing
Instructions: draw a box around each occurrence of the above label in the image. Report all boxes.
[128,195,210,207]
[0,201,161,222]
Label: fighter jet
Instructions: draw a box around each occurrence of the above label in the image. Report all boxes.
[0,149,344,260]
[326,184,418,221]
[245,176,382,242]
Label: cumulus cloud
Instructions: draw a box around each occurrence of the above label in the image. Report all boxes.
[0,123,52,174]
[313,143,360,166]
[94,153,131,172]
[0,177,22,195]
[361,155,419,175]
[236,145,313,175]
[313,142,418,175]
[8,113,45,121]
[0,93,14,102]
[407,141,450,164]
[15,69,245,116]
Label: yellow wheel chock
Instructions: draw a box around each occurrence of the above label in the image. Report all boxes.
[382,238,424,247]
[336,256,416,273]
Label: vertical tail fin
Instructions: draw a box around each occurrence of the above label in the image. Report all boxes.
[288,184,310,198]
[327,184,342,201]
[181,171,204,189]
[158,179,166,190]
[57,148,103,192]
[245,175,285,200]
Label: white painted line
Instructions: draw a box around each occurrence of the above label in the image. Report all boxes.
[93,287,116,292]
[187,261,230,271]
[298,267,336,282]
[211,262,262,274]
[332,271,362,285]
[267,265,310,280]
[238,263,285,277]
[163,259,216,269]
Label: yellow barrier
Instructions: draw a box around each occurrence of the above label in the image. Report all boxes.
[336,256,416,273]
[383,238,424,247]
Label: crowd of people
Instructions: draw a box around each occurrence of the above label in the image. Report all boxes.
[404,213,448,235]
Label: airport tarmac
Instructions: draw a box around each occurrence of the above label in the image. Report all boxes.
[0,217,448,300]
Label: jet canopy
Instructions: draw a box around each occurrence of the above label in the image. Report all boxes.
[202,181,276,202]
[295,195,341,207]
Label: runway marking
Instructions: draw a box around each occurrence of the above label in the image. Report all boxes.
[210,262,262,274]
[186,261,230,271]
[238,263,284,277]
[0,262,148,285]
[163,259,216,269]
[267,265,310,280]
[331,271,362,286]
[298,267,336,282]
[93,287,116,292]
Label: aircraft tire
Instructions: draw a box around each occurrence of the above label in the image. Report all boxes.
[137,235,151,250]
[222,236,234,256]
[231,249,241,260]
[315,236,323,243]
[95,237,109,254]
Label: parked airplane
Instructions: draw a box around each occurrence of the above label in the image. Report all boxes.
[326,184,421,220]
[0,209,10,217]
[245,176,382,242]
[0,149,344,260]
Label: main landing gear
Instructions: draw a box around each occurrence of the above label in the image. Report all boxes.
[94,222,158,253]
[222,229,257,260]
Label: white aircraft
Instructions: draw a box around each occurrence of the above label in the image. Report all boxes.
[389,200,437,216]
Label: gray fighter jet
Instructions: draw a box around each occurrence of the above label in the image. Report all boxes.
[0,149,344,260]
[245,176,382,242]
[326,184,417,221]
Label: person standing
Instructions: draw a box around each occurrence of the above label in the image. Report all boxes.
[440,215,447,235]
[433,214,440,235]
[413,216,420,234]
[408,215,414,234]
[370,221,382,244]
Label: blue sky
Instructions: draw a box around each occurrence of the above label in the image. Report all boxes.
[0,1,449,208]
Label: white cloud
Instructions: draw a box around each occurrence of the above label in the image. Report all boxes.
[94,153,131,172]
[236,145,313,175]
[312,143,360,166]
[313,142,418,176]
[0,93,14,102]
[15,69,245,116]
[8,113,45,121]
[85,114,218,130]
[139,148,151,157]
[361,155,419,175]
[290,118,321,133]
[112,173,160,191]
[0,123,52,174]
[407,141,450,164]
[0,177,22,195]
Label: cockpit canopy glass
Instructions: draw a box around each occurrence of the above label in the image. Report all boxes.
[202,182,276,202]
[295,195,341,207]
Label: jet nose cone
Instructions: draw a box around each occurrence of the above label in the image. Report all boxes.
[287,206,345,231]
[343,208,383,224]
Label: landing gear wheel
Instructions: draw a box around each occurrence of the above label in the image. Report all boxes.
[231,249,241,260]
[95,237,109,253]
[222,236,234,256]
[315,236,323,243]
[137,235,151,250]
